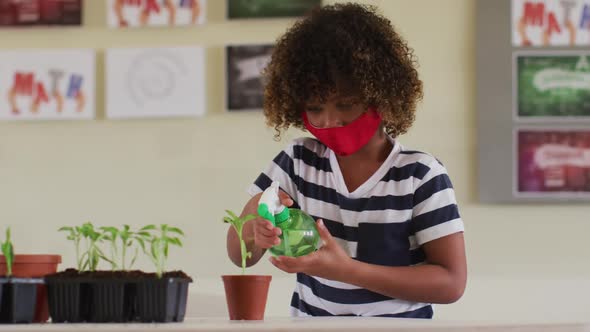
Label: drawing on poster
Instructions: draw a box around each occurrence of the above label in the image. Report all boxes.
[0,49,95,120]
[226,44,273,111]
[0,0,82,26]
[515,52,590,120]
[106,46,206,119]
[227,0,320,19]
[107,0,206,28]
[511,0,590,47]
[516,129,590,197]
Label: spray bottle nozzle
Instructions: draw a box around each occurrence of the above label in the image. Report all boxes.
[257,181,290,226]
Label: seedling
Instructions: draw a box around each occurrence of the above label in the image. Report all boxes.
[1,227,14,277]
[223,210,257,275]
[141,224,184,278]
[58,225,85,271]
[100,226,120,270]
[119,225,147,270]
[59,222,111,272]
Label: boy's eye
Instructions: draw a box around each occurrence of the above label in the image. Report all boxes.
[336,103,353,109]
[306,106,322,113]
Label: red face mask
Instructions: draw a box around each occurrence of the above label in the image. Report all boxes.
[302,108,382,156]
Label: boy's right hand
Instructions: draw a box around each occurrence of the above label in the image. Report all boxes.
[252,190,293,249]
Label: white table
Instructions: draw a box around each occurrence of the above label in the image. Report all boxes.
[0,317,588,332]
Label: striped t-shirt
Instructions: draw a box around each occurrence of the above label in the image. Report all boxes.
[247,136,464,318]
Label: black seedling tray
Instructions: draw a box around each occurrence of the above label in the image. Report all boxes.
[0,277,44,324]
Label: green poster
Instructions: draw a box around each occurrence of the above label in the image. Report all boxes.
[227,0,321,19]
[517,54,590,118]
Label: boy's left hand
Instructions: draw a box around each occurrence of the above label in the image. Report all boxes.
[269,219,353,280]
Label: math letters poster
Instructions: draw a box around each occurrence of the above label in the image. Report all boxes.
[0,49,95,120]
[107,0,206,28]
[512,0,590,47]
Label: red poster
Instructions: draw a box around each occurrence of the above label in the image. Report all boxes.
[517,130,590,195]
[0,0,82,26]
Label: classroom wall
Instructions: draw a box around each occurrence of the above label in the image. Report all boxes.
[0,0,589,322]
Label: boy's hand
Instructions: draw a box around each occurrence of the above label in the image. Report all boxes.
[252,190,293,249]
[269,219,353,279]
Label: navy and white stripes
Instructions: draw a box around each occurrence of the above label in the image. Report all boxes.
[248,136,464,318]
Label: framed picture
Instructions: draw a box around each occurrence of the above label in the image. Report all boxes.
[514,128,590,198]
[514,51,590,121]
[226,44,273,112]
[227,0,320,19]
[107,0,206,28]
[511,0,590,47]
[0,49,95,120]
[106,46,206,119]
[0,0,82,26]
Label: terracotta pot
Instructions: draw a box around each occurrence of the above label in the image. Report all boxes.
[0,254,61,323]
[222,275,271,320]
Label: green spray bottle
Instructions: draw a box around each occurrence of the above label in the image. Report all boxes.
[257,181,320,257]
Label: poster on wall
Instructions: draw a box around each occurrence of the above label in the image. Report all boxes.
[227,0,320,19]
[107,0,206,28]
[516,129,590,197]
[511,0,590,47]
[226,44,273,112]
[106,46,206,119]
[0,49,95,120]
[515,52,590,120]
[0,0,82,26]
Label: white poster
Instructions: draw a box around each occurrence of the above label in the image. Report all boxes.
[512,0,590,47]
[107,0,206,28]
[0,49,95,121]
[106,46,206,119]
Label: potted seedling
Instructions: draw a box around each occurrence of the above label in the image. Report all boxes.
[0,225,61,323]
[222,210,272,321]
[0,227,45,324]
[136,224,192,323]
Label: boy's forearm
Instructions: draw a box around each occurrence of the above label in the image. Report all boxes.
[339,259,465,304]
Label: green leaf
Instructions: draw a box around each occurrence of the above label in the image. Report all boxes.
[225,210,239,220]
[167,227,184,236]
[168,237,182,247]
[150,240,158,260]
[135,237,146,252]
[58,226,73,232]
[140,225,157,231]
[129,248,138,268]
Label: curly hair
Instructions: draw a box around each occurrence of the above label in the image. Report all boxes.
[262,2,423,140]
